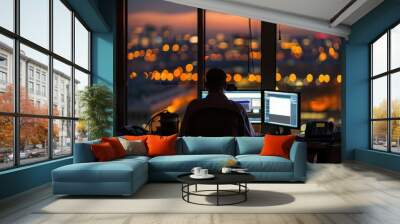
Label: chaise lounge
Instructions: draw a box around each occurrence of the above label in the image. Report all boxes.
[52,137,307,196]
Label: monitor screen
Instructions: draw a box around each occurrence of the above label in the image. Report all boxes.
[201,91,261,123]
[264,91,300,128]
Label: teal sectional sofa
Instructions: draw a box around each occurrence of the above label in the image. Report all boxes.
[52,137,307,196]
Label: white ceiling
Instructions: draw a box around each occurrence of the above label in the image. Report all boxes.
[228,0,353,24]
[165,0,384,38]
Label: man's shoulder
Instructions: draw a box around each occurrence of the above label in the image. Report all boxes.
[186,98,204,111]
[188,98,203,106]
[229,100,246,113]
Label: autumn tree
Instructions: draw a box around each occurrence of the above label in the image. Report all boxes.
[372,99,400,143]
[0,85,60,153]
[0,85,14,151]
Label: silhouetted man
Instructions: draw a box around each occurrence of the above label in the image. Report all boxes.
[180,68,255,136]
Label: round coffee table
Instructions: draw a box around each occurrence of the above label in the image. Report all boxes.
[177,173,255,206]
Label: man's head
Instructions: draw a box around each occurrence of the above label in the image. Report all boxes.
[205,68,226,93]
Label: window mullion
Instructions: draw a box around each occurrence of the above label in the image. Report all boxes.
[48,0,54,160]
[71,10,76,153]
[14,0,21,167]
[388,30,391,152]
[87,32,93,73]
[197,8,205,96]
[370,45,373,149]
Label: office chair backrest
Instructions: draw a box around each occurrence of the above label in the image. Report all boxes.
[305,121,334,140]
[186,107,245,137]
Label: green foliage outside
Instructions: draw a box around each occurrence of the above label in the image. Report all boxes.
[79,84,113,140]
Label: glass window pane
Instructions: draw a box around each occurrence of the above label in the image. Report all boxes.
[372,33,387,76]
[74,69,89,118]
[205,11,261,89]
[20,0,49,49]
[75,120,88,143]
[53,119,72,157]
[20,117,49,165]
[391,24,400,70]
[20,44,49,115]
[0,35,14,112]
[0,116,14,170]
[53,59,72,117]
[53,0,72,60]
[276,25,343,124]
[74,18,89,70]
[0,0,14,31]
[372,121,388,151]
[391,120,400,153]
[372,76,387,119]
[391,72,400,118]
[126,0,197,127]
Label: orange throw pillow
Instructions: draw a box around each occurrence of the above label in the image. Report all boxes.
[260,134,296,159]
[101,137,126,158]
[124,135,148,142]
[91,142,117,161]
[146,134,177,157]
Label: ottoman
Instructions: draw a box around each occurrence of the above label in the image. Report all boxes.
[52,158,148,196]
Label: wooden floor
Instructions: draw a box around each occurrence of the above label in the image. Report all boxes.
[1,162,400,224]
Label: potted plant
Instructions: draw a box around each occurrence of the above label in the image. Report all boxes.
[79,84,113,140]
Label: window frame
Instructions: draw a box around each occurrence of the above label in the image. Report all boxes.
[370,20,400,154]
[0,0,92,171]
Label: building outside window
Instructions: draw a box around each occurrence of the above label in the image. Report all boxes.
[42,85,46,97]
[28,66,34,79]
[0,54,7,89]
[35,83,40,95]
[0,71,6,85]
[28,81,34,94]
[54,89,58,103]
[370,23,400,153]
[0,54,7,67]
[0,0,91,170]
[35,70,40,81]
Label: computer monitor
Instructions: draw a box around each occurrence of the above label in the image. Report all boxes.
[264,90,300,129]
[201,91,261,123]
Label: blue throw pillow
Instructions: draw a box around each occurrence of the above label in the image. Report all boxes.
[236,137,264,155]
[179,137,235,155]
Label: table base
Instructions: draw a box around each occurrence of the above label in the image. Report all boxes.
[181,183,249,206]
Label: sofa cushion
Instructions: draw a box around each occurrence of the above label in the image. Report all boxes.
[91,142,118,161]
[149,154,235,172]
[260,135,296,159]
[101,137,127,158]
[178,137,235,155]
[115,155,150,163]
[147,134,177,157]
[118,138,147,156]
[236,137,264,155]
[53,158,147,183]
[236,155,293,172]
[124,135,148,142]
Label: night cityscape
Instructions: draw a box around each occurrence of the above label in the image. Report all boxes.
[126,1,343,130]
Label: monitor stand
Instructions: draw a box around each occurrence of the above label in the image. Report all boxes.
[264,124,291,135]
